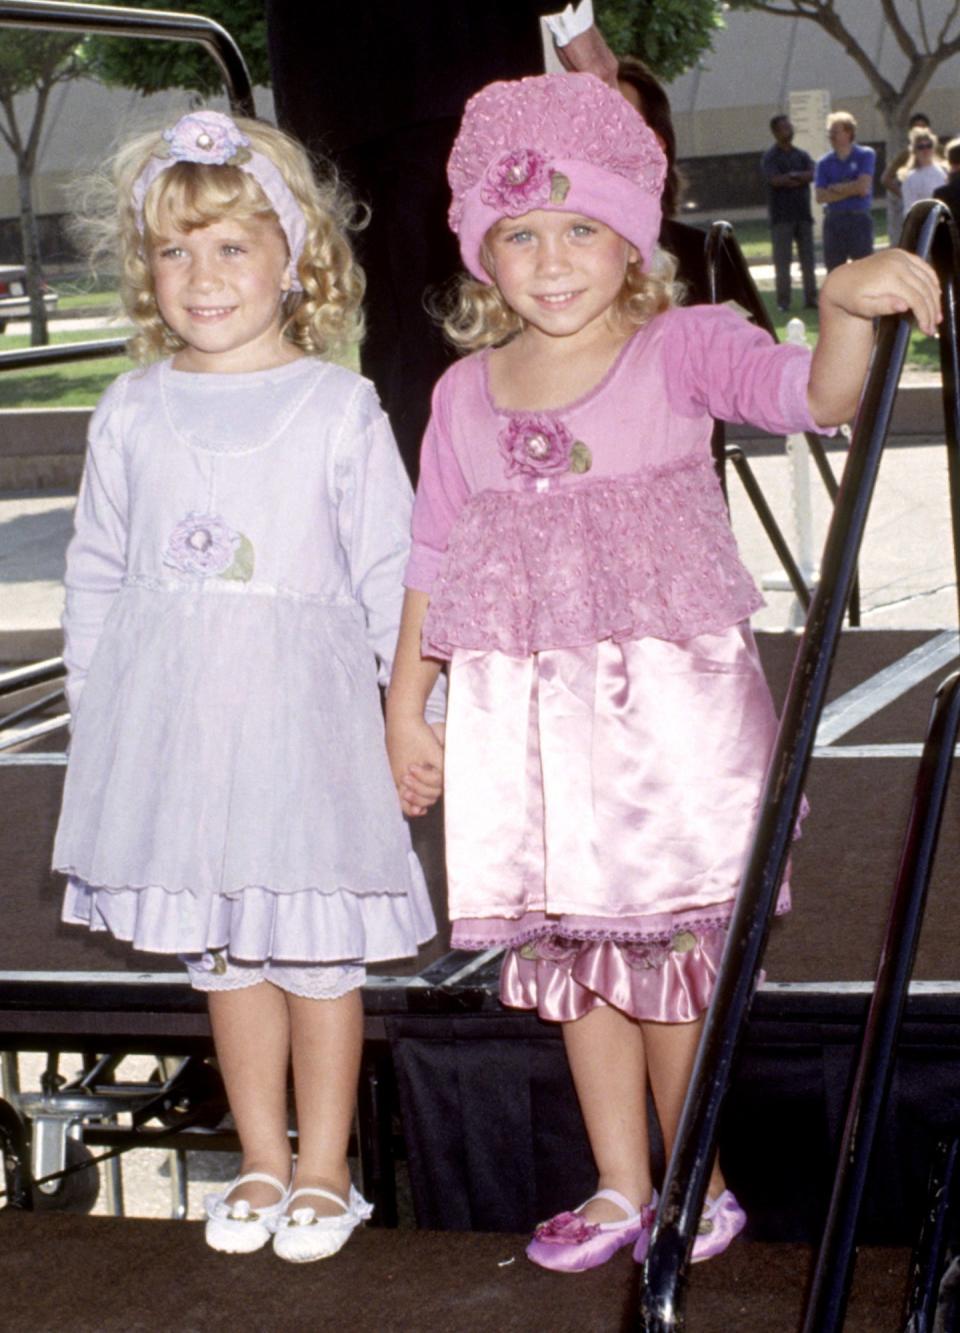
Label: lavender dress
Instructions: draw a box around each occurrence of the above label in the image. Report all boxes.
[54,357,436,965]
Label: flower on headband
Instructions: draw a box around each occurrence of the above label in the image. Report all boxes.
[481,150,552,214]
[162,111,250,166]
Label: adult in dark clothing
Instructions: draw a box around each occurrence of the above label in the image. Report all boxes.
[933,138,960,232]
[616,56,711,304]
[616,56,755,312]
[264,2,613,480]
[762,115,817,312]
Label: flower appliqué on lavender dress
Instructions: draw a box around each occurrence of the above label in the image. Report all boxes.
[163,513,254,581]
[498,415,592,480]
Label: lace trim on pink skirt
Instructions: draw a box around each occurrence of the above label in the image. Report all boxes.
[422,458,762,659]
[450,881,791,951]
[500,928,730,1023]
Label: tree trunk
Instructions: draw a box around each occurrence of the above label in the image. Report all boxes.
[16,155,48,346]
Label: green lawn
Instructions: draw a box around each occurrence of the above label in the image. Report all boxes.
[756,290,941,371]
[722,208,891,261]
[0,327,132,408]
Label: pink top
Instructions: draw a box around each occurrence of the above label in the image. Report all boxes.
[406,305,827,658]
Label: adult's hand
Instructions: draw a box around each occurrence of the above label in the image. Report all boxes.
[556,25,619,88]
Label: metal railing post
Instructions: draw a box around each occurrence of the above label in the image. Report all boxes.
[800,672,960,1331]
[638,200,957,1331]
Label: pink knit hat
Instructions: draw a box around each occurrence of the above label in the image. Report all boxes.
[448,73,667,282]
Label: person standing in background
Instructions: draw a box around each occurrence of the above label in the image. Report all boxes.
[899,126,948,217]
[815,112,876,272]
[881,112,933,245]
[933,138,960,231]
[762,114,817,313]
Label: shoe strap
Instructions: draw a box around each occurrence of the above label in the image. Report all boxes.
[586,1188,640,1218]
[286,1186,348,1212]
[232,1171,288,1196]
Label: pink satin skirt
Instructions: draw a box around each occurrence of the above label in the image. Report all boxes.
[445,625,794,1023]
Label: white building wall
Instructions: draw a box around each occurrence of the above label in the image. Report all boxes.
[4,1,960,221]
[668,3,960,157]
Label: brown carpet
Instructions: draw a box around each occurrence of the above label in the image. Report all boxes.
[0,1212,911,1333]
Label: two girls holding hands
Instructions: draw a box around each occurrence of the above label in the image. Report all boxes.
[57,69,937,1275]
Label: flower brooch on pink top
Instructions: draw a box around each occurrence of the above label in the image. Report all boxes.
[499,415,592,480]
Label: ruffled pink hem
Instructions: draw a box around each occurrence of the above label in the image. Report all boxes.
[500,928,728,1023]
[422,457,763,659]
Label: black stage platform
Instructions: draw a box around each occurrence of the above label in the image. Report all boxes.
[0,1212,913,1333]
[2,628,959,1325]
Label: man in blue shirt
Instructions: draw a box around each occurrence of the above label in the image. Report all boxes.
[815,111,876,271]
[762,114,817,312]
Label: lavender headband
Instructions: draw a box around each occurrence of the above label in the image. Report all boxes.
[131,111,306,292]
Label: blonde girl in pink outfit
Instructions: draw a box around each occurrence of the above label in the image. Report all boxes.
[386,73,939,1273]
[54,111,442,1262]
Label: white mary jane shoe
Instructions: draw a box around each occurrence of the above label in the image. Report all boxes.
[204,1171,290,1254]
[270,1184,373,1263]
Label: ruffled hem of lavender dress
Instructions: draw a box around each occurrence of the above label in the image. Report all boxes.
[61,851,436,965]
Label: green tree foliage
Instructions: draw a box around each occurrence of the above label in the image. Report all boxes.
[595,0,726,80]
[87,0,267,97]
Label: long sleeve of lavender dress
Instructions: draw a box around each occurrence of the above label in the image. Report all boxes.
[62,377,130,717]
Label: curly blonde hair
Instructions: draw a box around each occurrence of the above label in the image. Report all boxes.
[441,242,677,353]
[73,114,364,363]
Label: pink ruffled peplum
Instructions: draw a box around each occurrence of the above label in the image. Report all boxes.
[421,457,763,660]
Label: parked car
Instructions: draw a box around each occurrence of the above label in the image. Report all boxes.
[0,264,59,332]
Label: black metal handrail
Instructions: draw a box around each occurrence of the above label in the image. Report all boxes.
[0,660,68,751]
[705,220,861,625]
[801,671,960,1331]
[724,445,811,610]
[0,0,254,116]
[904,1136,960,1331]
[0,338,128,371]
[0,658,65,698]
[639,199,960,1330]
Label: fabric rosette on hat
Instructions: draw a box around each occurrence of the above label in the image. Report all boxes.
[447,73,667,281]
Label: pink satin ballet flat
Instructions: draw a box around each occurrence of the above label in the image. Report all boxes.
[690,1189,747,1263]
[526,1188,659,1273]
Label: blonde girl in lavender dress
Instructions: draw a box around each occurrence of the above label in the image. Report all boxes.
[387,74,940,1272]
[54,111,441,1262]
